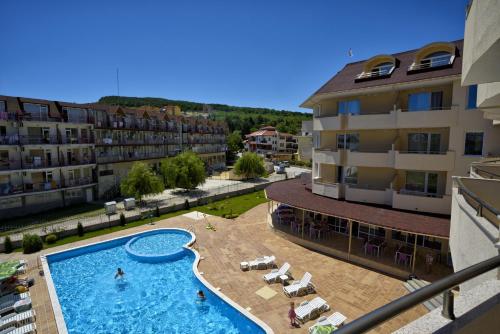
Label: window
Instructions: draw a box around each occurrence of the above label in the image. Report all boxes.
[24,103,48,120]
[327,216,349,235]
[313,105,321,117]
[464,132,483,155]
[0,101,5,113]
[408,133,441,153]
[338,100,360,115]
[343,166,358,184]
[467,85,477,109]
[337,133,359,151]
[421,51,452,68]
[63,107,87,123]
[358,225,385,239]
[408,92,443,111]
[371,62,394,76]
[405,171,438,194]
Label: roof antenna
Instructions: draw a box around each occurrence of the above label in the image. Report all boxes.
[116,67,120,106]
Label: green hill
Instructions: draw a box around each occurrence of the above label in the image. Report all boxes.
[98,96,311,135]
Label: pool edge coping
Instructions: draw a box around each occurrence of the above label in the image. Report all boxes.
[41,227,274,334]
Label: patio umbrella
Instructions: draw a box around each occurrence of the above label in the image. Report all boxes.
[312,325,338,334]
[0,260,21,281]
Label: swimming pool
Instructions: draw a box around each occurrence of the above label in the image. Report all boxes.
[43,229,272,334]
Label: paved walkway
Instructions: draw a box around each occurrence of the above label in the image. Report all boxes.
[0,203,426,334]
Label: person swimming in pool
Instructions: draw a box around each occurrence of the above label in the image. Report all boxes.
[114,268,125,279]
[197,290,206,301]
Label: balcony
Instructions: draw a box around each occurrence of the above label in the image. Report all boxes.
[312,178,343,199]
[0,159,22,171]
[19,135,58,145]
[346,150,395,168]
[313,148,343,164]
[0,112,22,121]
[347,111,396,130]
[0,135,20,145]
[396,107,458,128]
[60,136,94,145]
[22,157,59,169]
[392,190,451,215]
[62,177,94,188]
[395,151,455,171]
[345,184,392,205]
[22,114,59,123]
[313,114,347,131]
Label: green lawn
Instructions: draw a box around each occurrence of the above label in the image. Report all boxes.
[13,190,268,252]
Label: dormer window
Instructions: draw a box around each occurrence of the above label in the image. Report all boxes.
[409,42,456,72]
[356,55,396,81]
[24,103,49,121]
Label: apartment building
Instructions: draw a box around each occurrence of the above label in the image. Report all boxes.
[301,39,500,215]
[0,96,97,216]
[92,104,227,198]
[0,96,227,216]
[244,126,298,160]
[449,0,500,291]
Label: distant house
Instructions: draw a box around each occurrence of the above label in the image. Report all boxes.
[244,126,297,160]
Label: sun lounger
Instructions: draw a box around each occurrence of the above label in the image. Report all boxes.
[308,312,347,333]
[0,323,37,334]
[0,294,29,309]
[263,262,290,284]
[249,256,276,270]
[283,272,314,297]
[296,297,330,323]
[0,298,31,317]
[0,310,36,331]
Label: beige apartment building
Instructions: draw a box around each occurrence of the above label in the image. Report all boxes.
[296,120,313,162]
[0,96,227,216]
[0,96,97,216]
[301,39,500,215]
[244,126,298,161]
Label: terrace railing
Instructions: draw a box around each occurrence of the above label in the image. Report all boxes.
[335,254,500,334]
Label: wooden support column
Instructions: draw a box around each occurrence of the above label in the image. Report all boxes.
[347,219,353,260]
[301,210,305,239]
[412,234,418,273]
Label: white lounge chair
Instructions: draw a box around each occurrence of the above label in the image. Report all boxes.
[0,323,37,334]
[249,256,276,270]
[263,262,290,284]
[283,272,314,297]
[308,312,347,333]
[0,298,31,317]
[0,293,29,309]
[0,310,36,331]
[296,297,330,323]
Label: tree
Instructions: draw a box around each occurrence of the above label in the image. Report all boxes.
[120,162,164,201]
[160,151,206,191]
[226,130,243,163]
[234,152,266,179]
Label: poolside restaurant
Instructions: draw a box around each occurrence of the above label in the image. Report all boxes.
[265,176,453,280]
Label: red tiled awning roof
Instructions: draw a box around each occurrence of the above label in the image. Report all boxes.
[266,178,450,238]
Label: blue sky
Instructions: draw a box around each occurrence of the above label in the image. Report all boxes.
[0,0,467,112]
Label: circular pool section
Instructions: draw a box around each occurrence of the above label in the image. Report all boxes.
[125,229,194,263]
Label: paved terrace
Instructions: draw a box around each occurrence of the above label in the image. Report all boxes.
[0,204,426,334]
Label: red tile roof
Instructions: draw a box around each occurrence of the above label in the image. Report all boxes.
[302,40,463,106]
[266,178,450,238]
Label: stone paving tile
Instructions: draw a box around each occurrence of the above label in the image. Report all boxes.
[0,203,427,334]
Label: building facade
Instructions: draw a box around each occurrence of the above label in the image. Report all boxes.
[449,0,500,291]
[301,39,500,215]
[0,96,227,216]
[244,126,298,160]
[296,120,313,162]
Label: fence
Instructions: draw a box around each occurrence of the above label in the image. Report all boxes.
[0,171,302,250]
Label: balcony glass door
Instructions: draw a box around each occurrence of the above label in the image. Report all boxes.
[337,133,359,151]
[408,133,441,153]
[408,92,443,111]
[405,171,438,194]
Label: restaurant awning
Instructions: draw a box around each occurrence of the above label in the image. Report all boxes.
[265,178,450,238]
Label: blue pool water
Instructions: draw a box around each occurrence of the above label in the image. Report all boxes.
[47,229,267,334]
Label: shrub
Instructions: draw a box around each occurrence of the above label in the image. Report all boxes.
[22,234,43,254]
[155,206,160,217]
[4,236,13,254]
[77,222,84,236]
[120,213,126,226]
[184,199,190,210]
[45,234,58,244]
